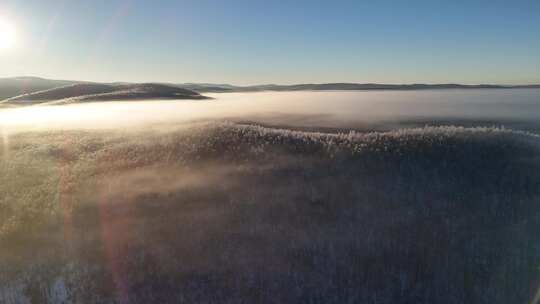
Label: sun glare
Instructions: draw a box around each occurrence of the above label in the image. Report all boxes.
[0,19,16,50]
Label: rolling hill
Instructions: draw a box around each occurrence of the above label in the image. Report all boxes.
[0,76,76,100]
[2,83,208,105]
[1,77,540,104]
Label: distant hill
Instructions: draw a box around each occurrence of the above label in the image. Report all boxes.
[2,83,208,106]
[54,83,207,104]
[1,77,539,102]
[180,82,540,93]
[4,83,118,103]
[0,77,76,100]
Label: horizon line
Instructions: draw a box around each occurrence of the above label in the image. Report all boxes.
[1,75,540,88]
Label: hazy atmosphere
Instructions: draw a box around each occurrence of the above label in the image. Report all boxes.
[1,1,540,304]
[1,0,539,84]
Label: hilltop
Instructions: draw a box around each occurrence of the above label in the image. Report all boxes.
[1,82,208,105]
[0,76,76,100]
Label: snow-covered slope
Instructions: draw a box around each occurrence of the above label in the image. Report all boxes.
[2,83,208,105]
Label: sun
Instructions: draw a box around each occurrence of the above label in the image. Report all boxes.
[0,19,16,50]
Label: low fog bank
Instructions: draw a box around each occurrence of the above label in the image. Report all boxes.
[1,120,540,303]
[1,90,540,134]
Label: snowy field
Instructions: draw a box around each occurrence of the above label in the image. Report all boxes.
[1,90,540,303]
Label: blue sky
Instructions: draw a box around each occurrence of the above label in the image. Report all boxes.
[1,0,539,84]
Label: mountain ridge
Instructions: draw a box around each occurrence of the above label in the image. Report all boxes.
[1,76,539,101]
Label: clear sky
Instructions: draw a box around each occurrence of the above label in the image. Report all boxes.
[0,0,539,85]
